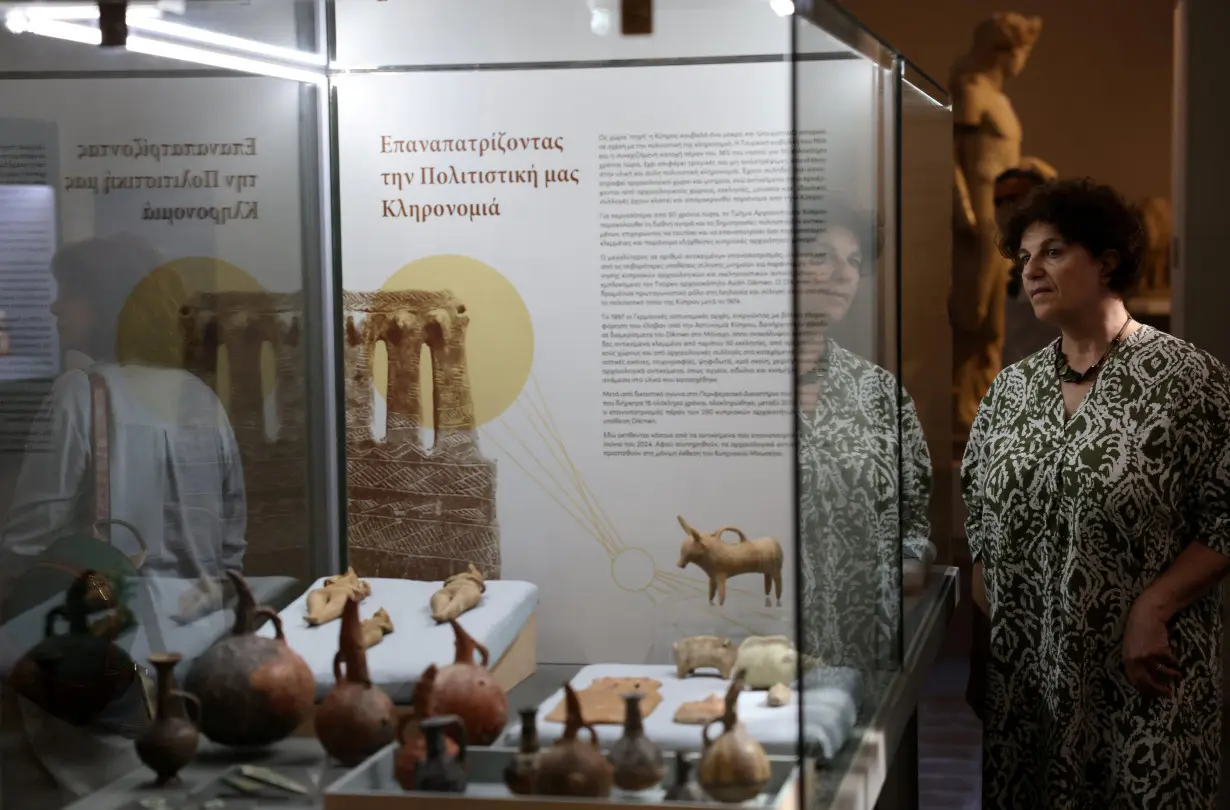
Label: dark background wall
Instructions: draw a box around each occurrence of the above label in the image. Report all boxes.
[838,0,1175,205]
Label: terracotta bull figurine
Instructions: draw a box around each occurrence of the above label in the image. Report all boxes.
[676,516,783,607]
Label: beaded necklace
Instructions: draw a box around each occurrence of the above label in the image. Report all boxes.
[1054,316,1133,384]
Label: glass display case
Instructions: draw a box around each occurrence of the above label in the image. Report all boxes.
[0,2,956,809]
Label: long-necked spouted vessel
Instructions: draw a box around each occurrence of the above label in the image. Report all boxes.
[429,619,508,746]
[315,595,397,765]
[183,570,315,747]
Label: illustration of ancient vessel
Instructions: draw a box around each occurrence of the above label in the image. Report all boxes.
[342,289,500,582]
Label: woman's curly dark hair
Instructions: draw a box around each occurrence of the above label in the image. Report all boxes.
[998,178,1146,296]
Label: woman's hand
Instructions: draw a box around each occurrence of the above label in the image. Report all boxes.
[1123,592,1180,697]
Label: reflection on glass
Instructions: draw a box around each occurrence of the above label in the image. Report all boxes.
[796,200,934,676]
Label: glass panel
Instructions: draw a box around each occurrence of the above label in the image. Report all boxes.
[793,6,907,805]
[0,16,332,809]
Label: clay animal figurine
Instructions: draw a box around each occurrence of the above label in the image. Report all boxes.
[698,671,771,802]
[608,692,666,792]
[535,682,614,798]
[361,608,394,648]
[664,751,707,803]
[429,619,508,746]
[305,567,372,626]
[134,652,201,787]
[735,636,798,690]
[315,595,397,766]
[395,665,463,790]
[672,635,737,679]
[413,715,468,793]
[502,707,541,795]
[676,516,783,607]
[182,570,315,747]
[429,564,486,623]
[767,683,791,707]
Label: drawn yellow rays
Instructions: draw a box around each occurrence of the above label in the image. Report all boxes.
[479,375,779,634]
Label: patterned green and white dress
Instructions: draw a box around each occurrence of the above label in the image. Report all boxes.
[962,325,1230,809]
[798,339,933,674]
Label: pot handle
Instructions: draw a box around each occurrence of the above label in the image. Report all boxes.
[255,607,285,640]
[715,527,749,544]
[92,518,150,569]
[471,637,490,668]
[701,718,722,748]
[333,650,345,684]
[580,723,600,745]
[173,689,202,726]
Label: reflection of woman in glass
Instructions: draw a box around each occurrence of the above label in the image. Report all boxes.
[2,233,247,585]
[796,203,935,673]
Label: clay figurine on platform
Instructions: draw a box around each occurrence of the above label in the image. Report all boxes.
[305,567,372,626]
[430,564,486,623]
[361,607,395,648]
[676,516,783,607]
[672,635,737,679]
[735,636,798,690]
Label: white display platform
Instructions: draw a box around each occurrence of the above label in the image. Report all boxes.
[501,663,861,759]
[262,577,539,702]
[0,574,300,681]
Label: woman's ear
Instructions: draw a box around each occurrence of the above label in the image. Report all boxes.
[1099,250,1121,286]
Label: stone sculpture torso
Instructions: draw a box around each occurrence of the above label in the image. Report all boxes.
[949,12,1041,442]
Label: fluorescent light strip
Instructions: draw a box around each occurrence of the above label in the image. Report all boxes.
[126,17,327,66]
[126,35,326,84]
[19,19,325,85]
[12,4,162,21]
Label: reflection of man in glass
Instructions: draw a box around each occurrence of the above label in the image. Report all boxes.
[2,233,246,587]
[795,202,935,673]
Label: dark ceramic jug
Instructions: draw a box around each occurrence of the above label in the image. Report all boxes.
[413,715,468,793]
[608,691,665,792]
[503,706,541,795]
[663,751,706,802]
[9,569,138,727]
[134,652,201,787]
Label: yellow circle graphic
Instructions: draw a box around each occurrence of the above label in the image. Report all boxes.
[116,256,276,404]
[375,254,533,429]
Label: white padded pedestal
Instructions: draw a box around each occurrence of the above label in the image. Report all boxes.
[501,663,862,759]
[0,575,300,682]
[262,577,539,702]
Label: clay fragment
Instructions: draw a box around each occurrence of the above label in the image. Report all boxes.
[672,693,725,725]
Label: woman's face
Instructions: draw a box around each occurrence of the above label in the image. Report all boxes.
[1018,222,1110,324]
[49,277,96,353]
[797,225,863,334]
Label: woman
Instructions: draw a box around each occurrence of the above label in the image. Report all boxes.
[797,203,935,675]
[0,233,246,804]
[963,178,1230,808]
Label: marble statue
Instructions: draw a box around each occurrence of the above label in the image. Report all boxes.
[949,11,1043,440]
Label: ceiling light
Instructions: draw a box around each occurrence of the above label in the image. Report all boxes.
[769,0,795,17]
